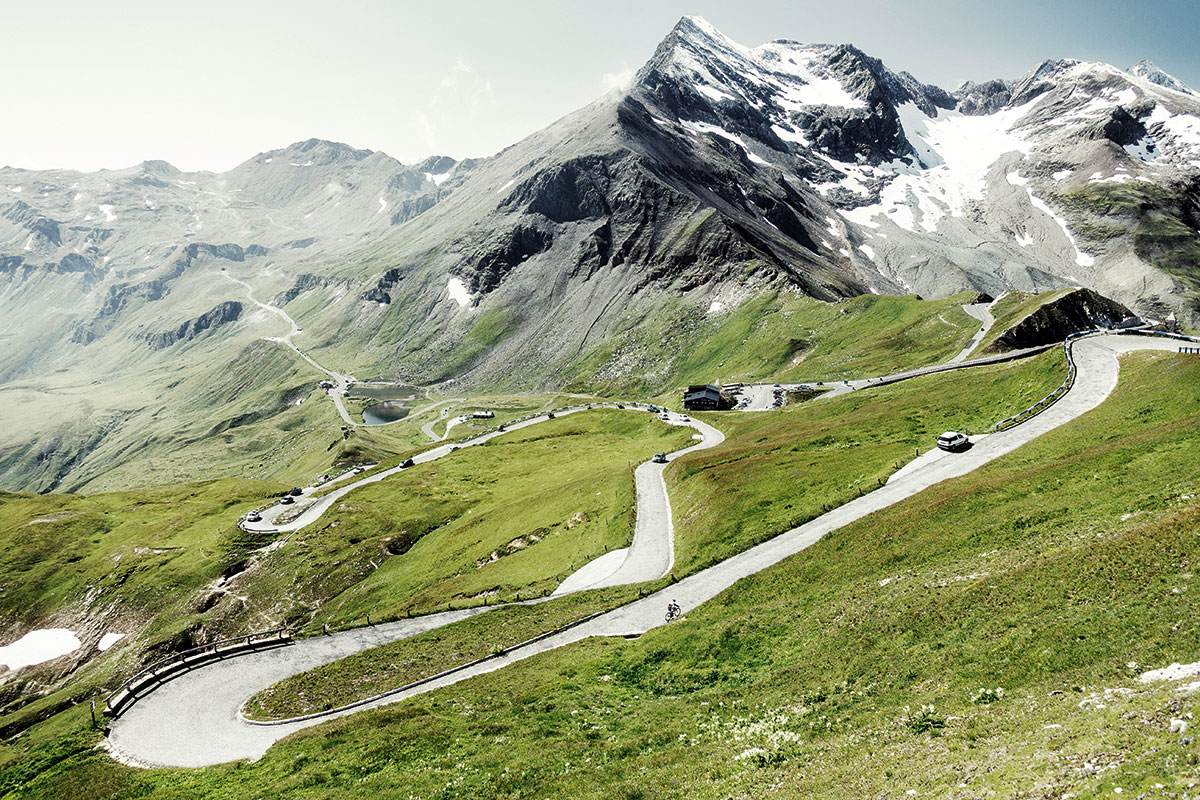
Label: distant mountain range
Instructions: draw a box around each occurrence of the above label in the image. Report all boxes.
[2,16,1198,491]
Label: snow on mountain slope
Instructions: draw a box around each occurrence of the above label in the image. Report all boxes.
[1129,59,1196,97]
[618,17,1198,319]
[838,98,1039,233]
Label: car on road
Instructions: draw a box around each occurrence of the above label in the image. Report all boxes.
[936,431,970,452]
[646,405,659,413]
[288,487,303,496]
[280,496,294,505]
[652,453,668,464]
[400,458,415,468]
[246,513,262,522]
[659,413,670,421]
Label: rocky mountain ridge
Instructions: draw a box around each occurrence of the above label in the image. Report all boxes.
[2,15,1199,493]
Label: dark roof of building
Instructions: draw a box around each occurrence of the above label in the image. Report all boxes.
[683,386,722,402]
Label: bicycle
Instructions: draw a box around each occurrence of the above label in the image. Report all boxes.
[665,603,682,623]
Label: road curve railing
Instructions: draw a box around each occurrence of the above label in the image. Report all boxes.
[106,628,291,717]
[994,328,1199,433]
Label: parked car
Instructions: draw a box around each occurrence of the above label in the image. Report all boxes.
[936,431,970,452]
[652,453,668,464]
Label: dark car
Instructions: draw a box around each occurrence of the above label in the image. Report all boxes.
[547,412,555,419]
[400,458,414,468]
[288,487,303,496]
[936,431,969,452]
[652,453,668,464]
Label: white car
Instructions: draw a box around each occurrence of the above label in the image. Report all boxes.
[936,431,969,452]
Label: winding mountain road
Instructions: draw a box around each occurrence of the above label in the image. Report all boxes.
[107,333,1182,768]
[950,300,997,363]
[221,272,358,427]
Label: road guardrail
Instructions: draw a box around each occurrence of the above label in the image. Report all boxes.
[105,627,291,717]
[993,328,1198,433]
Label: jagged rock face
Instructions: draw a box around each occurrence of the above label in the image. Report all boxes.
[993,288,1136,349]
[954,80,1013,115]
[69,242,264,347]
[146,301,242,349]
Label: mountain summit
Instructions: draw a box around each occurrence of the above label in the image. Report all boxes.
[1128,59,1196,96]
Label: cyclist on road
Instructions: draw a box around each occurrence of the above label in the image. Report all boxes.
[666,600,682,621]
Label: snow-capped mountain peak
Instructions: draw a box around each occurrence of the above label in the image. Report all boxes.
[1128,59,1195,97]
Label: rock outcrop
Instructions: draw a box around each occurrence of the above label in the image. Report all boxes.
[993,288,1138,350]
[146,301,243,349]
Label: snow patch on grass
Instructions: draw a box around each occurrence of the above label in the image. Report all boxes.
[98,632,125,651]
[0,629,81,670]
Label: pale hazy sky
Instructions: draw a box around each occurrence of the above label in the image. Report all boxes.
[2,0,1197,173]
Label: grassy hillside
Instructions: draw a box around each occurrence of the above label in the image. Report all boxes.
[244,585,641,720]
[2,348,1195,798]
[226,411,692,632]
[0,285,988,496]
[670,347,1067,574]
[0,411,687,738]
[567,291,981,395]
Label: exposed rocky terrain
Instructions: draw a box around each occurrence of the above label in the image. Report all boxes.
[990,287,1136,350]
